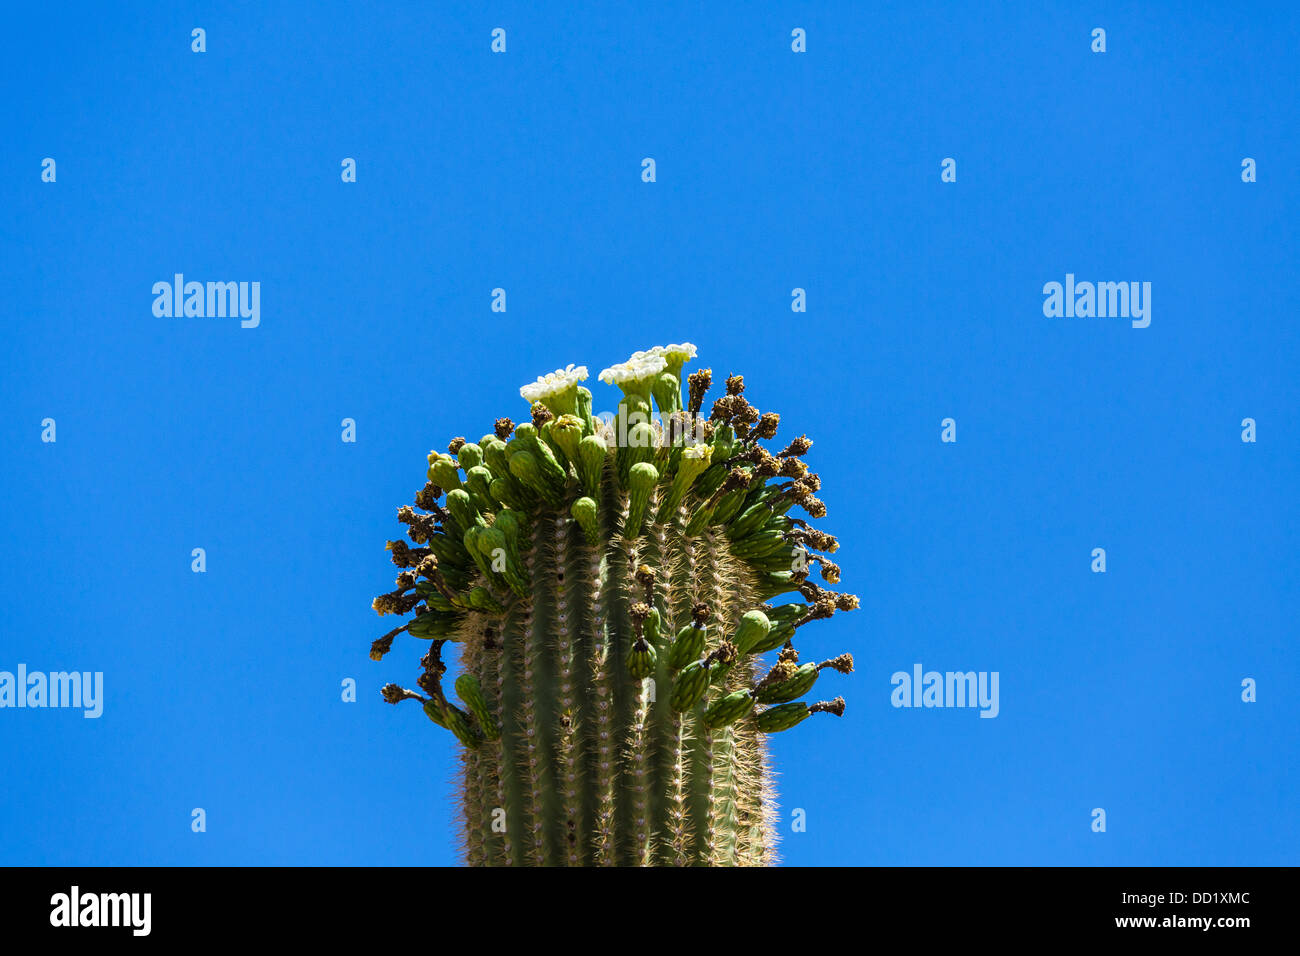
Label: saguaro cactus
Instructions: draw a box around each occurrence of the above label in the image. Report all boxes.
[370,344,857,866]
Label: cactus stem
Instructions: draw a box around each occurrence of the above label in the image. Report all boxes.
[619,528,656,865]
[629,681,654,865]
[476,624,508,866]
[459,620,489,866]
[495,606,526,864]
[552,511,585,866]
[662,505,698,865]
[520,515,559,864]
[587,463,618,865]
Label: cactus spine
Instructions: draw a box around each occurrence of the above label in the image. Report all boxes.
[372,345,857,866]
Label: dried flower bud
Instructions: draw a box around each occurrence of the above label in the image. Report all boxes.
[687,368,712,416]
[809,696,846,717]
[822,653,854,675]
[755,412,780,440]
[779,435,812,457]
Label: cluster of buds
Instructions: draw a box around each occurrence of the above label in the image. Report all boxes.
[369,342,860,866]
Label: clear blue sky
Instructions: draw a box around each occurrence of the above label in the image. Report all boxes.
[1,1,1296,866]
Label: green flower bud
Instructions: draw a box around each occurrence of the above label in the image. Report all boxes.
[656,442,713,523]
[727,501,775,540]
[457,442,484,471]
[703,689,756,729]
[622,462,659,540]
[711,423,736,462]
[489,476,524,511]
[732,610,772,655]
[440,700,481,748]
[575,386,595,434]
[627,637,657,680]
[549,414,585,469]
[509,449,548,495]
[464,465,495,514]
[619,421,658,488]
[482,437,512,479]
[667,623,706,671]
[747,622,793,654]
[513,423,568,488]
[643,606,661,646]
[571,496,600,545]
[429,453,461,491]
[669,660,711,712]
[651,371,682,417]
[462,525,494,580]
[577,434,608,498]
[467,586,505,614]
[754,662,819,704]
[755,571,802,600]
[478,525,507,567]
[409,611,460,639]
[454,673,499,740]
[445,488,481,534]
[754,701,809,733]
[423,698,449,729]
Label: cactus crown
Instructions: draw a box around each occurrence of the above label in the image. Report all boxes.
[371,344,857,866]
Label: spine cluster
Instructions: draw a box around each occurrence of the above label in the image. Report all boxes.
[371,344,857,865]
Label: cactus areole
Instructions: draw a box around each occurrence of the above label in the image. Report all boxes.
[371,345,857,866]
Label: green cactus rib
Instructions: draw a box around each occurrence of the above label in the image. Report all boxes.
[372,346,858,866]
[552,510,586,866]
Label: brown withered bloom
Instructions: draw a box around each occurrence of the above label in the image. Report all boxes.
[778,435,812,457]
[687,368,712,416]
[809,697,846,717]
[381,683,424,705]
[372,590,420,617]
[822,654,854,674]
[397,506,439,544]
[779,457,808,479]
[414,482,441,511]
[386,540,430,568]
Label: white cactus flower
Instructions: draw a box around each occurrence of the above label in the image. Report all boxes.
[598,352,668,386]
[656,343,698,364]
[519,364,588,404]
